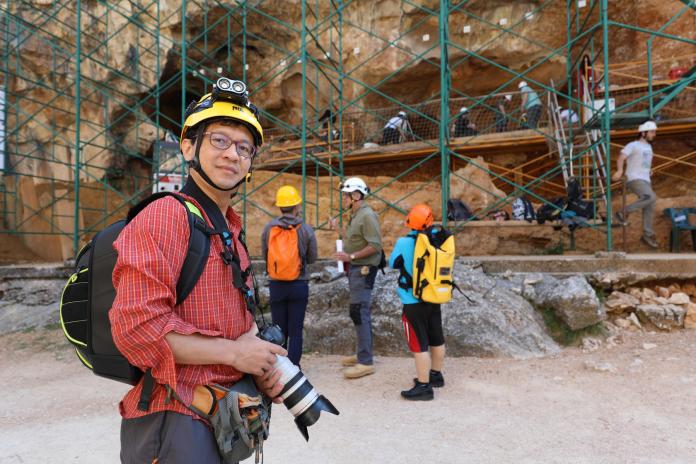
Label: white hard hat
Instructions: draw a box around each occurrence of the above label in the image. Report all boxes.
[638,120,657,132]
[459,106,468,113]
[518,81,528,89]
[339,177,369,196]
[397,110,407,117]
[504,94,512,101]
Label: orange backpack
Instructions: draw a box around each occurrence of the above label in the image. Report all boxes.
[266,224,302,280]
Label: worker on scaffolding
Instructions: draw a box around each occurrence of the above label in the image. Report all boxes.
[495,94,513,132]
[518,81,542,129]
[453,107,478,137]
[611,120,659,249]
[318,106,340,142]
[381,110,412,145]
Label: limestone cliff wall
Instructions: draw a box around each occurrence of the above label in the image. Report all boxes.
[1,1,694,260]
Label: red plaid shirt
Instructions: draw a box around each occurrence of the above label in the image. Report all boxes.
[110,194,254,419]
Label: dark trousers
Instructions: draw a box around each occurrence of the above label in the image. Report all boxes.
[121,411,224,464]
[381,127,400,145]
[525,105,542,129]
[495,115,508,132]
[269,280,309,366]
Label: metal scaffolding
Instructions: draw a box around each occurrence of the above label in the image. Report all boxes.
[0,0,694,260]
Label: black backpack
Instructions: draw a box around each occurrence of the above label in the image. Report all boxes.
[536,197,566,224]
[59,192,212,386]
[565,177,596,219]
[446,198,473,221]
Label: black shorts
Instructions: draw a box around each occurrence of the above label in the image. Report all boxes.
[401,302,444,353]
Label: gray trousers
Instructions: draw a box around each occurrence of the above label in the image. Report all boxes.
[348,265,377,365]
[625,179,656,236]
[121,411,225,464]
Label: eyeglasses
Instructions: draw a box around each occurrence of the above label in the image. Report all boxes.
[202,132,256,159]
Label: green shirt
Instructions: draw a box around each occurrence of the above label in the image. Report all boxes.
[344,203,382,266]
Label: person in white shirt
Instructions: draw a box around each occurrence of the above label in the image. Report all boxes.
[381,110,411,145]
[560,108,579,124]
[611,120,658,248]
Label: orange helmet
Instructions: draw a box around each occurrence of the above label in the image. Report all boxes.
[405,204,434,230]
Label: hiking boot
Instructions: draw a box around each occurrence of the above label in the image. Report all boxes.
[343,363,375,379]
[341,355,358,367]
[413,370,445,388]
[401,382,434,401]
[614,211,628,226]
[641,234,658,249]
[429,370,445,388]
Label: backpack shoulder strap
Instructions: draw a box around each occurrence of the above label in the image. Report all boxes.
[393,234,416,290]
[126,192,213,305]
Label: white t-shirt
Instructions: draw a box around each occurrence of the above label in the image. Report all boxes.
[560,109,578,123]
[384,115,407,130]
[621,140,653,182]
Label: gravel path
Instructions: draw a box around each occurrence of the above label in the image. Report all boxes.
[2,328,696,464]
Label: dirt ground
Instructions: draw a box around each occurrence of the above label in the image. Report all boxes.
[2,328,696,464]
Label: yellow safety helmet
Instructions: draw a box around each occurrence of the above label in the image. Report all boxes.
[276,185,302,207]
[180,79,264,147]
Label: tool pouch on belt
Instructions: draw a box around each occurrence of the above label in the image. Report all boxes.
[185,375,272,464]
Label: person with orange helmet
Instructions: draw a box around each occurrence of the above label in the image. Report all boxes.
[388,204,446,401]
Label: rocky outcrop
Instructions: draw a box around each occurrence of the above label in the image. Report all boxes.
[604,291,640,314]
[505,273,605,330]
[635,304,686,331]
[444,265,560,358]
[0,279,64,333]
[260,263,559,359]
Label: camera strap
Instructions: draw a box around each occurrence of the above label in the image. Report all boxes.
[181,178,259,315]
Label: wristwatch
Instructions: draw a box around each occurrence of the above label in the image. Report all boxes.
[350,253,356,261]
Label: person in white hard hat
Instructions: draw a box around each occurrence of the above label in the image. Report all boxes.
[328,177,383,379]
[495,94,513,132]
[518,81,542,129]
[453,106,478,137]
[611,120,659,248]
[381,110,412,145]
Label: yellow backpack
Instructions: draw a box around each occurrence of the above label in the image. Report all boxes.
[413,227,456,304]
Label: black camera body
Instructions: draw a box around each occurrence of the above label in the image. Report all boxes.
[258,323,285,347]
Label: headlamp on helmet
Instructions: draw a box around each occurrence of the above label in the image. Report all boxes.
[181,77,264,147]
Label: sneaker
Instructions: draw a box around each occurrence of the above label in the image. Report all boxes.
[614,211,628,226]
[401,382,434,401]
[412,370,445,388]
[341,355,358,367]
[641,234,658,249]
[343,363,375,379]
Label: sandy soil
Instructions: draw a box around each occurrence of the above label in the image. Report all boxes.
[2,328,696,464]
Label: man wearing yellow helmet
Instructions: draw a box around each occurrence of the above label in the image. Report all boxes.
[111,78,287,463]
[261,185,318,367]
